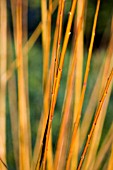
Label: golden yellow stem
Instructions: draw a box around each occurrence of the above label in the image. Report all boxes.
[80,59,103,149]
[80,28,113,149]
[77,67,113,170]
[71,0,85,168]
[40,1,78,169]
[16,0,30,169]
[46,1,54,169]
[2,0,58,84]
[22,0,32,161]
[82,78,112,170]
[82,20,113,170]
[31,4,60,167]
[66,1,100,169]
[54,1,86,169]
[41,0,48,90]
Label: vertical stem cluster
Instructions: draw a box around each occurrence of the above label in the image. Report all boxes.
[31,1,59,169]
[82,22,113,170]
[53,1,86,169]
[77,67,113,170]
[1,0,112,170]
[40,0,78,169]
[66,0,100,169]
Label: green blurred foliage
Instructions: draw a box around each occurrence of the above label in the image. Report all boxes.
[28,0,40,8]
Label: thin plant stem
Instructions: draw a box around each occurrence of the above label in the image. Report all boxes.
[53,1,86,169]
[40,1,78,169]
[66,1,100,169]
[46,2,53,167]
[41,0,48,89]
[82,24,113,170]
[82,76,113,170]
[39,0,66,167]
[80,27,113,150]
[16,0,30,169]
[1,0,58,84]
[22,0,32,161]
[50,0,64,91]
[77,67,113,170]
[47,132,53,170]
[53,0,65,79]
[82,18,113,170]
[80,60,103,149]
[0,158,8,170]
[71,0,85,168]
[31,2,61,168]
